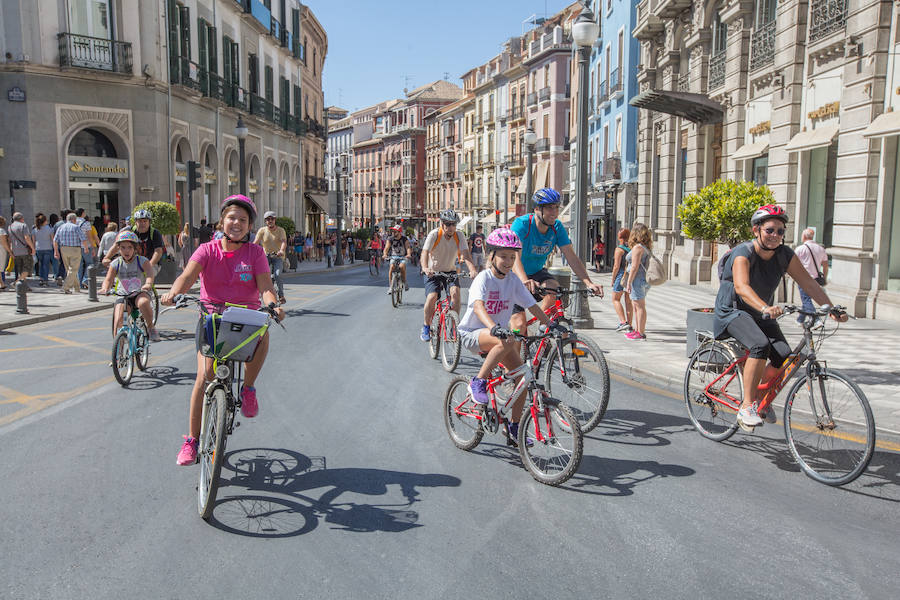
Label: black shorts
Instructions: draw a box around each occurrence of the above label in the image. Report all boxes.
[725,311,790,365]
[424,272,460,296]
[512,268,557,313]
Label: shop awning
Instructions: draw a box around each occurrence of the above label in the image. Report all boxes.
[304,192,328,213]
[629,89,724,124]
[456,215,472,230]
[731,141,769,161]
[862,110,900,139]
[514,170,530,196]
[785,125,839,153]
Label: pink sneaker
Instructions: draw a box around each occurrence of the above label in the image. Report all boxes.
[240,386,259,418]
[625,331,646,340]
[176,436,198,465]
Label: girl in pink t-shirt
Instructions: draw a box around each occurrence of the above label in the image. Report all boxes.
[162,195,285,466]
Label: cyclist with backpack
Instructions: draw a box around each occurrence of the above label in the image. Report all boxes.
[420,209,477,342]
[99,230,158,340]
[508,188,603,334]
[102,209,164,269]
[383,225,412,293]
[715,204,846,429]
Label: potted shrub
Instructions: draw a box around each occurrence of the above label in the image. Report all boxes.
[677,180,773,356]
[276,217,297,269]
[134,201,180,284]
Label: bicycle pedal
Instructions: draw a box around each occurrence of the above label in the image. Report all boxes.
[737,420,756,433]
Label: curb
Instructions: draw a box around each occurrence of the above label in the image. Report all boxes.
[0,301,114,331]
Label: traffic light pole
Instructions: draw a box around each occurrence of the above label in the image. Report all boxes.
[186,161,201,256]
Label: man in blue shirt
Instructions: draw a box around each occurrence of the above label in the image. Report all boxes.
[509,188,603,331]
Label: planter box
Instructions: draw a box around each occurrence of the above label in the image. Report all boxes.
[686,307,715,358]
[154,258,178,285]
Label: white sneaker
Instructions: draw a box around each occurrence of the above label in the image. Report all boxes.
[737,404,763,428]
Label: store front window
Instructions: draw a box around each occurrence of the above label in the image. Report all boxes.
[752,154,768,186]
[804,142,837,247]
[67,127,125,225]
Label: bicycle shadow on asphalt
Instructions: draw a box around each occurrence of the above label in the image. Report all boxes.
[208,447,461,538]
[157,328,196,342]
[566,454,696,496]
[283,307,350,319]
[586,408,697,447]
[122,365,198,391]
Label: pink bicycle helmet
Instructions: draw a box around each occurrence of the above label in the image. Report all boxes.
[221,194,257,221]
[485,228,522,252]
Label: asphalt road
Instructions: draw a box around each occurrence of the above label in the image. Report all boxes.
[1,266,899,599]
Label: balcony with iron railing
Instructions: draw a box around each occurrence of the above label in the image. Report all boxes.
[239,0,272,34]
[443,134,455,146]
[809,0,848,43]
[442,170,456,181]
[633,0,664,39]
[708,49,726,91]
[655,0,693,18]
[250,92,275,122]
[304,175,328,192]
[483,111,495,125]
[676,72,689,92]
[750,20,775,71]
[508,105,525,122]
[609,68,623,98]
[474,113,484,129]
[505,153,523,167]
[170,56,203,93]
[58,32,132,74]
[527,92,538,107]
[539,86,551,103]
[599,80,609,108]
[536,138,550,153]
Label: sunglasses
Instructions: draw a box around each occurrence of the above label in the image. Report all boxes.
[441,221,456,227]
[762,227,785,236]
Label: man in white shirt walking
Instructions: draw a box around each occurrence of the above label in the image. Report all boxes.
[794,228,828,321]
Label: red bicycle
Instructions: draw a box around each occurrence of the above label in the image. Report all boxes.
[518,287,610,433]
[427,272,465,372]
[684,304,875,486]
[443,326,583,486]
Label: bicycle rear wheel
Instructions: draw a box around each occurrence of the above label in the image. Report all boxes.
[198,385,228,521]
[518,399,583,486]
[134,321,150,371]
[683,340,742,441]
[544,337,610,433]
[111,330,134,386]
[150,287,160,326]
[391,273,401,308]
[784,368,875,486]
[440,310,461,372]
[428,312,441,360]
[369,259,377,277]
[443,376,484,450]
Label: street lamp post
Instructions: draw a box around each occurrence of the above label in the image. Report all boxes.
[368,181,375,234]
[524,128,537,211]
[235,116,249,196]
[501,166,510,225]
[570,2,600,328]
[334,156,346,266]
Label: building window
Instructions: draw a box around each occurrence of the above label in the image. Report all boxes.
[752,154,768,186]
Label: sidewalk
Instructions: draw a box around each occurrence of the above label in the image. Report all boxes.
[573,271,900,436]
[0,258,364,331]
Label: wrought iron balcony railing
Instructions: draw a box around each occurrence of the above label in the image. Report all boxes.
[749,20,775,71]
[609,68,622,97]
[527,92,538,107]
[809,0,847,42]
[708,49,726,90]
[58,32,132,74]
[536,138,550,153]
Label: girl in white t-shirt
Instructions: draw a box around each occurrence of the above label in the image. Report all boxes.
[457,228,554,442]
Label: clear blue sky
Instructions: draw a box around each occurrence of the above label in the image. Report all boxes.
[310,0,579,113]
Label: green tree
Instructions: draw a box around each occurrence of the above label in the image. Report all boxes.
[677,179,773,248]
[355,227,372,240]
[275,216,295,238]
[133,201,180,236]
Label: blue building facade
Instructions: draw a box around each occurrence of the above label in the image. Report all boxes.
[586,0,640,253]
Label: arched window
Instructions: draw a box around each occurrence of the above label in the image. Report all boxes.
[69,128,117,157]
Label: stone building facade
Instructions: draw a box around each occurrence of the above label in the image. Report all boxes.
[632,0,900,319]
[0,0,326,235]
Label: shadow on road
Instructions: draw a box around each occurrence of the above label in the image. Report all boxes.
[208,447,461,538]
[284,307,350,319]
[124,365,197,391]
[567,455,696,496]
[587,408,696,447]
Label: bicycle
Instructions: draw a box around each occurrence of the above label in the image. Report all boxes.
[163,294,284,520]
[109,282,158,334]
[368,249,380,277]
[683,304,875,486]
[427,271,465,372]
[108,290,152,386]
[518,286,610,433]
[443,325,584,486]
[388,257,405,308]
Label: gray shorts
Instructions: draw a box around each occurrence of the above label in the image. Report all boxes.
[472,252,485,268]
[459,328,486,355]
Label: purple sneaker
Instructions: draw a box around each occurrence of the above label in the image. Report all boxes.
[241,386,259,418]
[468,377,489,405]
[176,436,198,466]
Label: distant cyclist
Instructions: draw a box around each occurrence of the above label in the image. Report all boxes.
[254,210,288,305]
[715,204,846,429]
[102,209,164,270]
[509,188,603,334]
[383,225,411,293]
[99,230,158,340]
[420,209,477,342]
[369,229,384,268]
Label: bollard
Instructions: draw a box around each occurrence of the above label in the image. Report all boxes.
[15,280,28,314]
[327,252,333,269]
[87,263,99,302]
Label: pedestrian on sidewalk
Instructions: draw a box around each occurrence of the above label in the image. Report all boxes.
[623,222,653,341]
[53,212,88,294]
[793,228,828,321]
[98,222,119,267]
[74,208,96,288]
[316,233,324,262]
[0,216,12,291]
[8,212,36,289]
[592,236,605,272]
[197,219,213,245]
[304,233,313,261]
[177,222,195,268]
[32,213,55,286]
[610,227,632,332]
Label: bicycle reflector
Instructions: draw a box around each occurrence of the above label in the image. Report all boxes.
[572,349,586,357]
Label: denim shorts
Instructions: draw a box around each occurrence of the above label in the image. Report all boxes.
[630,277,650,301]
[612,270,625,293]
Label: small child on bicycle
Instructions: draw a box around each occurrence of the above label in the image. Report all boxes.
[161,195,285,466]
[383,224,411,293]
[99,230,158,340]
[457,228,557,442]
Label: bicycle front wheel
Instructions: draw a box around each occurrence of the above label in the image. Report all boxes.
[440,310,461,372]
[134,322,150,371]
[428,312,441,360]
[784,368,875,486]
[391,273,400,308]
[519,400,583,486]
[369,259,377,277]
[683,340,742,441]
[111,330,134,386]
[443,376,484,450]
[151,287,160,326]
[544,337,610,433]
[198,385,228,520]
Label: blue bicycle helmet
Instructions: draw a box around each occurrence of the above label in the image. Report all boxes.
[533,187,561,206]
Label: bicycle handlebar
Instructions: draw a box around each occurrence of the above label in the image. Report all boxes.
[533,286,599,299]
[761,304,849,321]
[161,294,285,328]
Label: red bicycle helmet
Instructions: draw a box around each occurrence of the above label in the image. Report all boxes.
[751,204,788,227]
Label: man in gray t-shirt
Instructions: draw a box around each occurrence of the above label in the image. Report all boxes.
[8,212,35,283]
